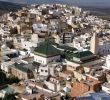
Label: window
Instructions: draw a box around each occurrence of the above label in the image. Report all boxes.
[41,69,43,72]
[38,60,42,63]
[45,70,48,72]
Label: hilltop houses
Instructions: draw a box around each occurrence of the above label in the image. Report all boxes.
[1,3,110,100]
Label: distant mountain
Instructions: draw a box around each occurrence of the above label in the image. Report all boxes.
[0,0,26,4]
[3,0,66,5]
[0,1,23,11]
[27,0,64,4]
[1,0,110,8]
[0,1,23,15]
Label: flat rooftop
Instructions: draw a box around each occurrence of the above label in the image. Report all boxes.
[102,82,110,89]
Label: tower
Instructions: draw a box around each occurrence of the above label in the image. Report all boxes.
[31,33,39,43]
[90,33,99,54]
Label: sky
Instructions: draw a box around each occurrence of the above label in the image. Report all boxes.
[0,0,110,8]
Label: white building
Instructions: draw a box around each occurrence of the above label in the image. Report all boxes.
[31,33,45,44]
[21,37,37,51]
[32,23,48,32]
[1,61,15,73]
[102,55,110,70]
[44,76,65,92]
[106,55,110,69]
[38,65,49,77]
[98,41,110,56]
[102,82,110,94]
[31,42,61,65]
[1,44,19,58]
[38,62,62,77]
[0,25,10,38]
[29,8,42,15]
[20,34,45,53]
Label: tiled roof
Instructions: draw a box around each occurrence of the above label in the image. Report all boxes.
[14,63,29,73]
[57,44,77,51]
[34,41,60,57]
[32,61,40,66]
[65,50,95,64]
[73,51,93,58]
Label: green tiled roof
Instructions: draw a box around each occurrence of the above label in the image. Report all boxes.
[57,44,77,51]
[34,42,60,57]
[65,50,94,63]
[65,52,74,60]
[73,51,93,58]
[14,63,29,73]
[32,61,40,66]
[67,55,98,64]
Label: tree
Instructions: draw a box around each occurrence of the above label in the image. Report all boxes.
[60,94,71,100]
[72,9,75,15]
[3,94,17,100]
[0,98,2,100]
[6,41,14,49]
[42,9,49,15]
[0,71,20,86]
[0,71,7,85]
[10,27,18,35]
[7,76,20,84]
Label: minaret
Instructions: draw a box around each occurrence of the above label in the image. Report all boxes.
[90,33,99,54]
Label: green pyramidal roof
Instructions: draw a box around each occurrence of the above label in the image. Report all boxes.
[34,42,60,57]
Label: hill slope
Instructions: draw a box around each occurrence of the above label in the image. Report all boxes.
[0,1,23,15]
[0,0,26,4]
[0,1,23,11]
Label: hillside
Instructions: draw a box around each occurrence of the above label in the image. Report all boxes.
[0,1,23,15]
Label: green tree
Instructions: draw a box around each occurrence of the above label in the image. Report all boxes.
[7,76,20,84]
[0,98,2,100]
[3,94,17,100]
[60,94,71,100]
[10,27,18,34]
[6,41,14,49]
[0,71,7,85]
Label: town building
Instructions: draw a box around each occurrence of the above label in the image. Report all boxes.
[11,63,34,80]
[31,41,61,65]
